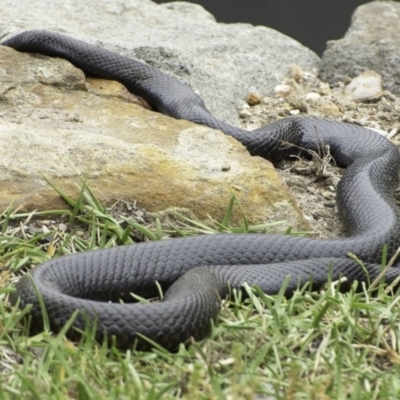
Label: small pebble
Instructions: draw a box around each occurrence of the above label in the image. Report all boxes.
[221,163,231,172]
[318,82,330,95]
[134,209,145,218]
[305,92,321,103]
[344,70,383,103]
[246,91,262,106]
[238,108,252,118]
[290,109,300,115]
[329,176,340,188]
[274,84,291,97]
[289,98,308,113]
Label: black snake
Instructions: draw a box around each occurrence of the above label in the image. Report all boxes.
[3,30,400,350]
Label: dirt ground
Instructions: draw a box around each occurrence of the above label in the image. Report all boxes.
[238,66,400,239]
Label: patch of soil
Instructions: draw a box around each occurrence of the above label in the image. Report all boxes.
[238,66,400,239]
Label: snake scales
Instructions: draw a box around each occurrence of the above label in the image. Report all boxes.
[3,30,400,350]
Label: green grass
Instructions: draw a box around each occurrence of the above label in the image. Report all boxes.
[1,183,400,399]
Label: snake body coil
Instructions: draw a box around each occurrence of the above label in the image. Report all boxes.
[3,31,400,350]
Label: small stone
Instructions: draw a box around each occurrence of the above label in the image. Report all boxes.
[274,84,291,97]
[305,92,321,103]
[221,163,231,172]
[134,209,144,218]
[329,176,340,188]
[321,191,331,199]
[290,109,300,115]
[318,82,331,95]
[246,90,262,106]
[289,98,308,113]
[41,225,50,233]
[238,108,252,118]
[235,99,248,110]
[344,70,383,103]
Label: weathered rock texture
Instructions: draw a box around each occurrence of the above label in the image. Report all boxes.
[0,45,309,230]
[344,70,383,103]
[0,0,319,127]
[320,1,400,95]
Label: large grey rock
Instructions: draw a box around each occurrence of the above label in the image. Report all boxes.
[0,44,310,230]
[319,1,400,95]
[0,0,320,126]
